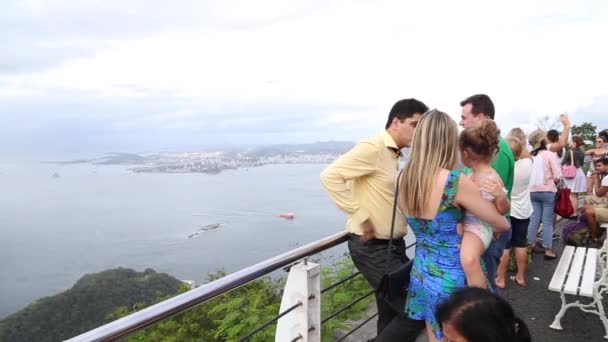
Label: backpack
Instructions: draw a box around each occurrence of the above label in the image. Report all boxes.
[561,217,590,247]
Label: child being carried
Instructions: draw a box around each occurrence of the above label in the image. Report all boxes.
[459,120,510,288]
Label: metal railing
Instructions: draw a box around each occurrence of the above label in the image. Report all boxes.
[65,231,349,341]
[66,232,415,342]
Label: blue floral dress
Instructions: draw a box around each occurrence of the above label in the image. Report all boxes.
[404,170,466,340]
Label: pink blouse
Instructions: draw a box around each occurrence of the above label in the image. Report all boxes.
[530,150,562,193]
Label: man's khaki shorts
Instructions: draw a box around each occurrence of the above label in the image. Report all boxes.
[588,196,608,207]
[596,207,608,223]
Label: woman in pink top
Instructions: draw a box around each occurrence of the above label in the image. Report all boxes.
[527,129,562,259]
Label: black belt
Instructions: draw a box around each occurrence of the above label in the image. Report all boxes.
[347,233,404,245]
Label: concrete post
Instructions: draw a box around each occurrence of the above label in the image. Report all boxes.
[275,261,321,342]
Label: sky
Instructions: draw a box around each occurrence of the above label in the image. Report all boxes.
[1,0,608,159]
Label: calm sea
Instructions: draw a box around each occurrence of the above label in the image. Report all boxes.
[0,162,415,319]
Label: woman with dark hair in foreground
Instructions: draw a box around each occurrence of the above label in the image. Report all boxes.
[436,287,531,342]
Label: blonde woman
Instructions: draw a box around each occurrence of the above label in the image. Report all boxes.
[496,136,533,288]
[399,109,510,342]
[508,128,532,159]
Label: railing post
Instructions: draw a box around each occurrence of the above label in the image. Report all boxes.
[275,261,321,342]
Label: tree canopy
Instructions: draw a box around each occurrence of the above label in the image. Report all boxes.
[0,268,182,342]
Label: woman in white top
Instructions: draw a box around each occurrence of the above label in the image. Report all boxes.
[562,136,588,216]
[496,135,533,287]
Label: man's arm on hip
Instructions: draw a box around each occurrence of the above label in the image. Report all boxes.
[320,140,379,225]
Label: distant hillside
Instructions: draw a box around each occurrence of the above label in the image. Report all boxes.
[0,268,182,342]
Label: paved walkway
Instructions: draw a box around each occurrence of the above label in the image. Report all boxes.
[339,218,607,341]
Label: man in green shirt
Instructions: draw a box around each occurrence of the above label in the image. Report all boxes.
[459,94,515,291]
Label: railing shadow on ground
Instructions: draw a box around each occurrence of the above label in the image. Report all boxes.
[65,231,416,342]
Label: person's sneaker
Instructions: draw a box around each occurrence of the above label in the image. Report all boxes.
[553,231,561,240]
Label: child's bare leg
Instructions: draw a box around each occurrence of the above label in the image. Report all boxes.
[460,231,487,288]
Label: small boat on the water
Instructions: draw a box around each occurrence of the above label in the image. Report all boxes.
[199,223,223,231]
[187,232,200,239]
[279,213,295,219]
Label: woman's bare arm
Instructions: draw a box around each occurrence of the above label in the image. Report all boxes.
[549,114,571,152]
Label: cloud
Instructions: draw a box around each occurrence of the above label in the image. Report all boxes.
[1,0,608,158]
[0,0,325,74]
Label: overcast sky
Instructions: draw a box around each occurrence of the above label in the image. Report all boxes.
[1,0,608,159]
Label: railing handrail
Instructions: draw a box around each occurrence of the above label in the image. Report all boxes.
[65,231,350,342]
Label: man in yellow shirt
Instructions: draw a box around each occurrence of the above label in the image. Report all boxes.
[321,99,428,342]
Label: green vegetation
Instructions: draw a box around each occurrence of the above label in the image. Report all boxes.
[0,268,183,342]
[571,122,598,147]
[0,259,374,342]
[320,258,374,341]
[119,258,373,341]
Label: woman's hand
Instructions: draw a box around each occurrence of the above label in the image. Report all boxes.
[481,179,506,199]
[560,113,570,127]
[454,176,510,232]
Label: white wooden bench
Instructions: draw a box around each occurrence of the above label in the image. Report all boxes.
[549,244,608,338]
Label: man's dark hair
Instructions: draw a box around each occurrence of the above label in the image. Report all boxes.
[385,99,429,129]
[547,130,560,143]
[596,158,608,166]
[460,94,495,119]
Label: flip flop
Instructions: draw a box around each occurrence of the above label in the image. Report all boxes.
[509,275,526,287]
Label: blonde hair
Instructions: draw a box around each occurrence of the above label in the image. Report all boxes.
[508,128,526,145]
[505,136,523,160]
[399,109,459,217]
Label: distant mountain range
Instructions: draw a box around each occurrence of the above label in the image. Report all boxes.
[48,141,355,166]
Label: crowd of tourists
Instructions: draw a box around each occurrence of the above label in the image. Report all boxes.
[320,94,608,342]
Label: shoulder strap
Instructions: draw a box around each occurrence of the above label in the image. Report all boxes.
[444,170,461,204]
[386,169,405,267]
[570,149,574,166]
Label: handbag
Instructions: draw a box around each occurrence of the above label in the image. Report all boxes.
[377,170,413,302]
[555,179,575,217]
[561,149,576,179]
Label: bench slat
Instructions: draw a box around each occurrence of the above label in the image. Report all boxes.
[580,248,598,297]
[549,246,575,292]
[564,247,586,295]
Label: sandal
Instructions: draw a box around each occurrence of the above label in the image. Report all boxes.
[509,275,526,287]
[544,253,558,260]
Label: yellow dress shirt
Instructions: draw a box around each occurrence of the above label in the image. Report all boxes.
[320,131,407,239]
